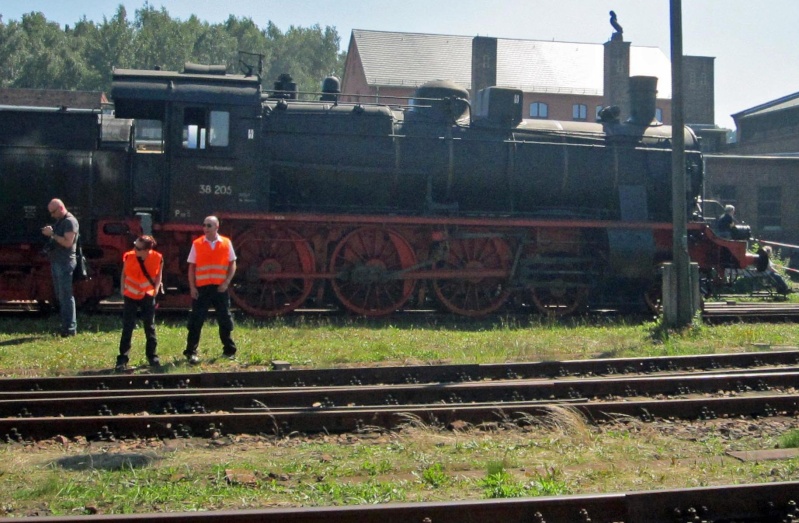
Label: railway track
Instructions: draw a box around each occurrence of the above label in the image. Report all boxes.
[704,300,799,320]
[5,299,799,320]
[2,350,798,442]
[0,481,796,523]
[2,352,799,522]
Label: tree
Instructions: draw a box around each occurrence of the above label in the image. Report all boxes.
[262,22,345,96]
[78,6,135,91]
[0,5,346,95]
[0,12,90,89]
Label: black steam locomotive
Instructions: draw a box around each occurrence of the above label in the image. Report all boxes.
[0,63,753,317]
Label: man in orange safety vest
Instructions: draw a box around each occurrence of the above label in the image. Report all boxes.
[184,215,238,364]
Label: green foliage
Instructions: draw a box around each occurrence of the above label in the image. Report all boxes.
[480,470,527,498]
[360,459,392,476]
[778,430,799,449]
[480,466,569,499]
[420,463,449,488]
[0,5,345,94]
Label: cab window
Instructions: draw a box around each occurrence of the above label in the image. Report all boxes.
[182,108,229,150]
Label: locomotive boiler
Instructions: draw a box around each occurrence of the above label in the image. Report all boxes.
[0,63,754,317]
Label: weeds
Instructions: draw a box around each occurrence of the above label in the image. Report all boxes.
[420,463,449,488]
[778,430,799,449]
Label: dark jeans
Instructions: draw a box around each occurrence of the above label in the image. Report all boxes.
[51,259,77,335]
[118,295,158,364]
[768,270,790,294]
[185,285,237,356]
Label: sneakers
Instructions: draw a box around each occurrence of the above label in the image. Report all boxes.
[114,363,127,373]
[187,353,200,365]
[148,356,161,367]
[221,352,237,361]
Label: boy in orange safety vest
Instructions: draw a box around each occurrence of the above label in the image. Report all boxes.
[115,235,163,371]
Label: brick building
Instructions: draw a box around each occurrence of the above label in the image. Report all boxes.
[727,91,799,155]
[341,29,716,126]
[705,155,799,244]
[705,91,799,248]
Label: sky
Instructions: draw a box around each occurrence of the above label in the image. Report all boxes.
[2,0,797,130]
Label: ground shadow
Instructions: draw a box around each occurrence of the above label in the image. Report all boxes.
[55,452,159,471]
[0,336,48,346]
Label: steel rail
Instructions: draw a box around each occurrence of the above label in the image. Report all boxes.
[1,365,793,401]
[0,481,796,523]
[2,392,798,442]
[0,350,796,393]
[3,370,798,419]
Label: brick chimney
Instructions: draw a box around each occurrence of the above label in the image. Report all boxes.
[471,36,497,99]
[603,36,631,120]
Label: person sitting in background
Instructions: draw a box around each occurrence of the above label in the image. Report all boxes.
[756,245,790,295]
[716,205,737,238]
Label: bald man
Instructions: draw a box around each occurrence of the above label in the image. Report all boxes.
[41,198,79,336]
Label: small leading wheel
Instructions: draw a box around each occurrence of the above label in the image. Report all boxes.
[433,237,513,317]
[644,279,663,314]
[230,227,315,317]
[530,285,587,316]
[330,226,417,316]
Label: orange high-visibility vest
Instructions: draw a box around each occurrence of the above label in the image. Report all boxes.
[192,235,232,287]
[122,250,163,299]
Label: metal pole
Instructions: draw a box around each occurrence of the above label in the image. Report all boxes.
[670,0,692,326]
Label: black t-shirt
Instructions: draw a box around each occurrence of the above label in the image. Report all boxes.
[717,213,734,231]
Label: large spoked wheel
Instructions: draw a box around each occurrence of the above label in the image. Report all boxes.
[530,285,588,316]
[433,237,513,317]
[230,228,315,317]
[330,226,417,316]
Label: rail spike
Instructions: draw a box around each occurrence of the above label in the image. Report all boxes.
[95,425,115,442]
[4,428,24,443]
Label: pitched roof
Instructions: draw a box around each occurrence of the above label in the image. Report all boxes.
[0,88,108,109]
[352,29,672,98]
[732,91,799,120]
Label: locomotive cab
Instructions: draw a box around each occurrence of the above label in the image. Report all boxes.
[111,64,263,223]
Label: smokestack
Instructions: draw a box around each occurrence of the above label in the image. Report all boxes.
[628,76,658,125]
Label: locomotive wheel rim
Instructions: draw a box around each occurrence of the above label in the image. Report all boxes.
[530,285,587,316]
[432,237,513,317]
[329,226,416,316]
[229,227,315,317]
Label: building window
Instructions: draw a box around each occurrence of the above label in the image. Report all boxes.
[530,102,548,118]
[655,108,663,122]
[758,186,782,229]
[572,104,587,120]
[714,185,737,206]
[595,105,603,121]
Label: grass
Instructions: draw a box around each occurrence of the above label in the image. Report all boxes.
[1,310,799,516]
[1,310,799,376]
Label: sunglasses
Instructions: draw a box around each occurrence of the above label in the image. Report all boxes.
[203,223,215,228]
